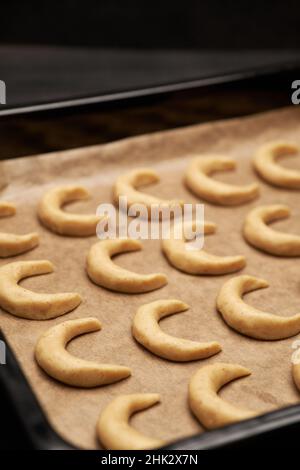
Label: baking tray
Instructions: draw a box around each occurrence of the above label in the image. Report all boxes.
[0,47,300,116]
[2,329,300,450]
[1,67,300,451]
[0,324,300,450]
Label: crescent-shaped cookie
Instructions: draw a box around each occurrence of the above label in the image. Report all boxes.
[189,363,256,429]
[0,260,82,320]
[35,318,131,387]
[253,141,300,189]
[162,220,246,275]
[38,185,102,236]
[132,299,221,361]
[0,202,39,257]
[217,275,300,340]
[243,204,300,256]
[185,156,259,205]
[97,394,164,450]
[113,168,183,216]
[86,239,167,293]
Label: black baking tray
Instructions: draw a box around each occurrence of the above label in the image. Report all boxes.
[1,60,300,450]
[2,325,300,450]
[1,47,300,118]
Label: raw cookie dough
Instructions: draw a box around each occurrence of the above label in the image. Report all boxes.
[162,220,246,274]
[243,204,300,256]
[113,168,183,217]
[292,347,300,392]
[87,238,167,293]
[185,155,259,205]
[217,274,300,340]
[253,141,300,189]
[38,185,103,236]
[0,260,81,319]
[189,363,256,429]
[97,394,164,450]
[0,202,39,257]
[35,318,131,387]
[0,201,16,217]
[132,299,221,361]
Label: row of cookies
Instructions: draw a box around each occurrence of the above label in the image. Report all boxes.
[97,362,258,450]
[0,139,299,450]
[2,194,299,277]
[184,141,300,206]
[1,139,299,256]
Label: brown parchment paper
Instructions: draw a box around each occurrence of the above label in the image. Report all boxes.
[1,106,300,449]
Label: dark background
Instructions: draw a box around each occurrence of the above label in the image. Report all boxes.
[1,0,300,112]
[0,0,299,49]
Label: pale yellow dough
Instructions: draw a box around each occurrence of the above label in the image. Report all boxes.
[86,238,167,293]
[189,363,256,429]
[132,299,221,361]
[185,156,259,205]
[292,350,300,392]
[113,168,183,216]
[217,275,300,340]
[0,201,16,217]
[38,185,102,236]
[243,204,300,256]
[0,260,81,320]
[97,394,164,450]
[162,220,246,275]
[0,202,39,257]
[35,318,131,387]
[253,141,300,188]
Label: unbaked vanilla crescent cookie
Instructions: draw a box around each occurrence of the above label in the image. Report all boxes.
[162,220,246,275]
[189,363,256,429]
[38,185,103,236]
[185,156,259,205]
[113,168,183,216]
[97,394,164,450]
[35,318,131,387]
[0,202,39,257]
[0,201,16,217]
[243,204,300,256]
[86,238,167,293]
[292,348,300,392]
[217,275,300,340]
[253,141,300,188]
[0,260,82,320]
[132,299,221,361]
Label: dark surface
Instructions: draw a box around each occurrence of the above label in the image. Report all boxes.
[0,71,296,160]
[1,47,300,111]
[0,1,300,49]
[0,332,73,450]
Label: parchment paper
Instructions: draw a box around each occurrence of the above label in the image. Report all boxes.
[1,106,300,449]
